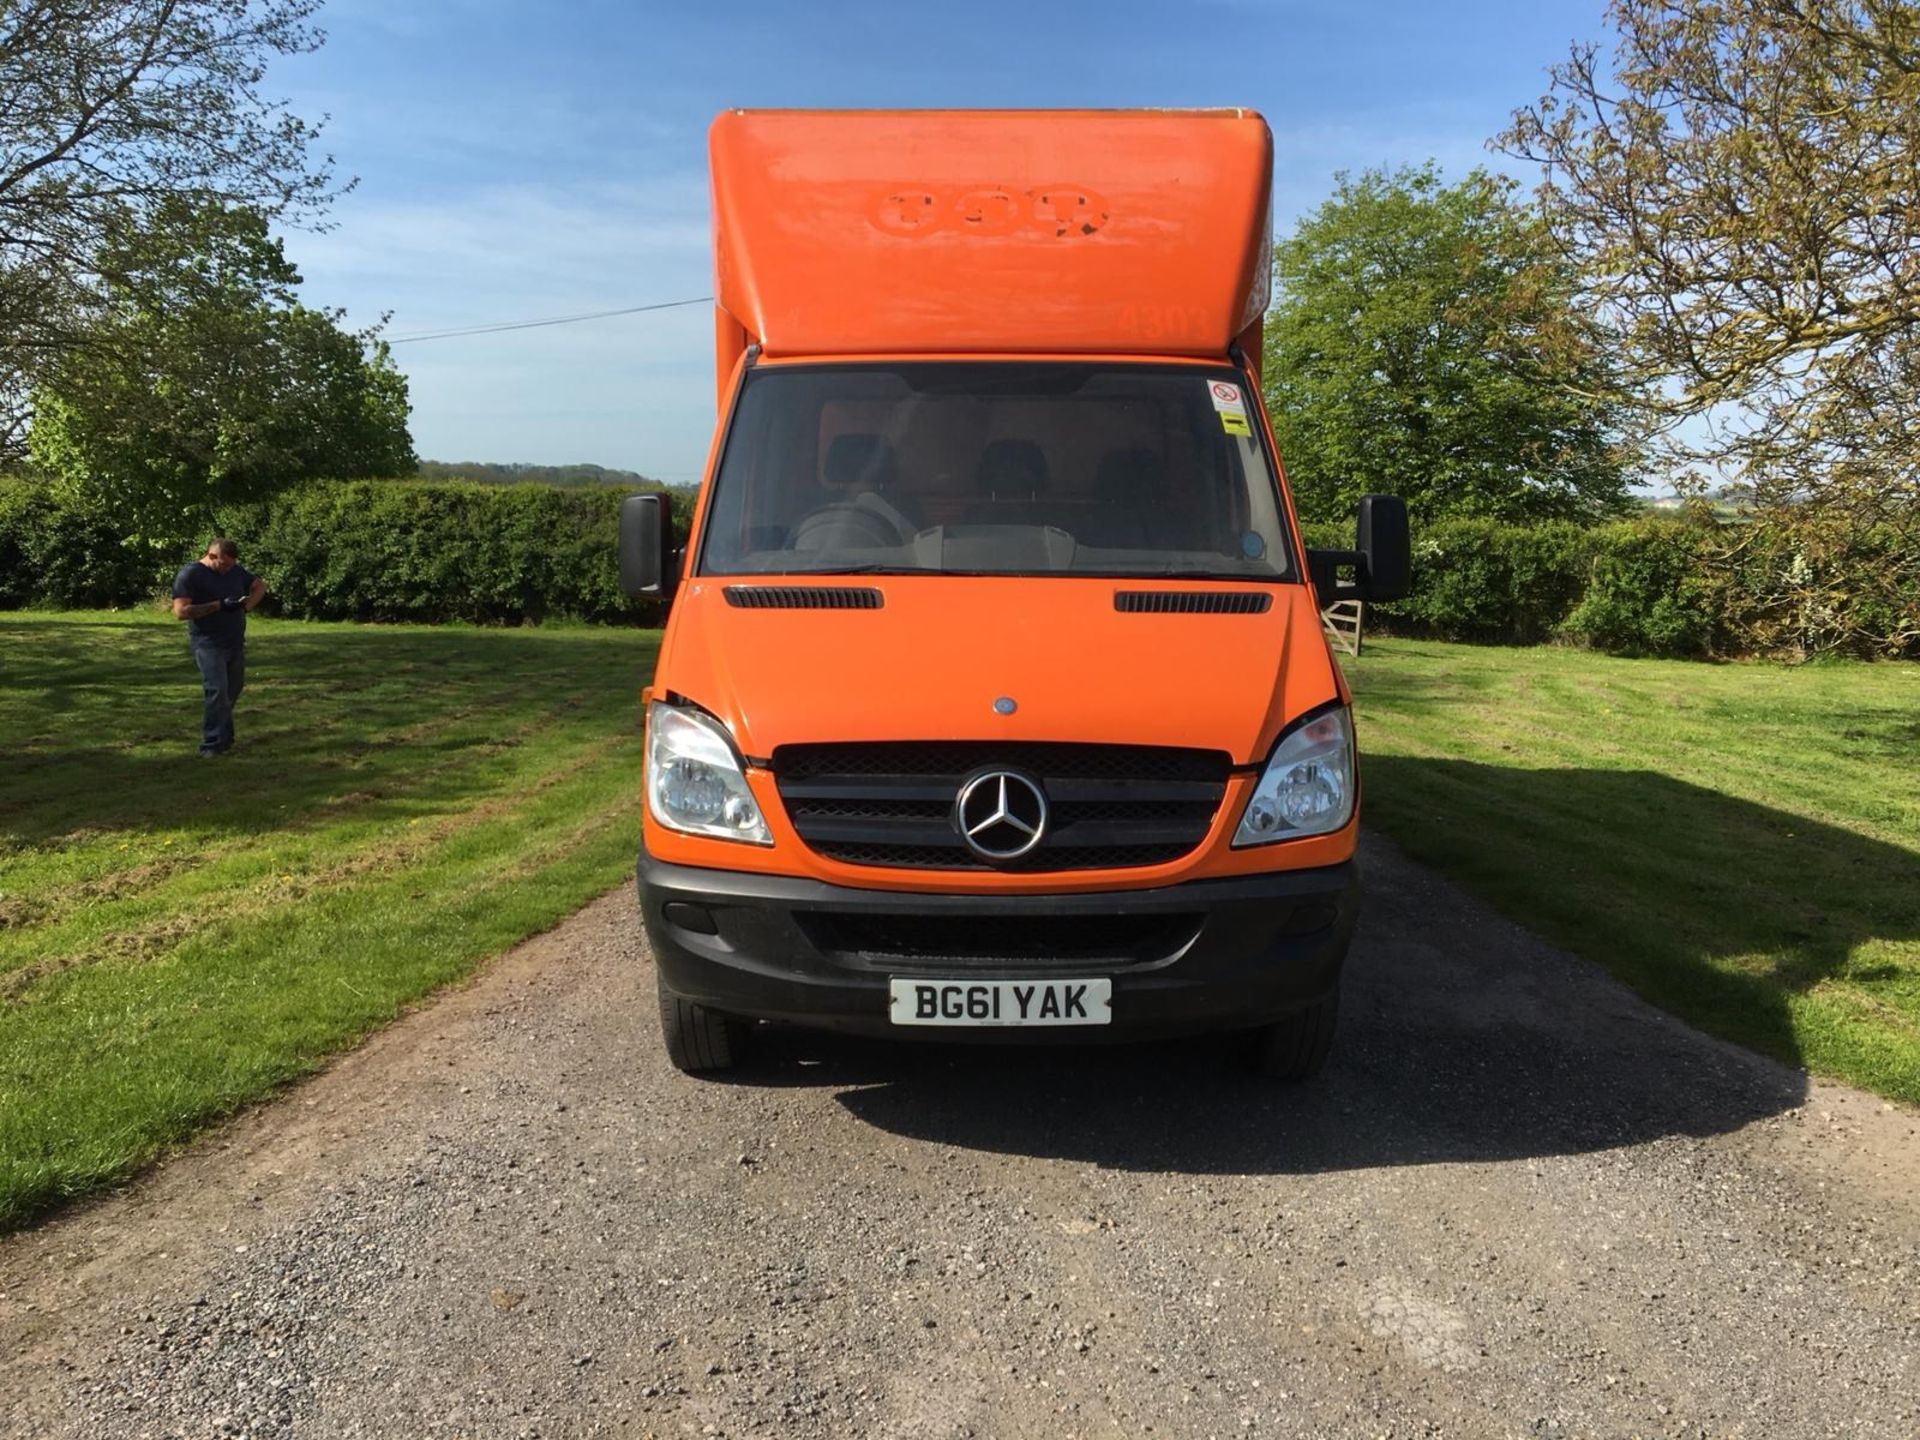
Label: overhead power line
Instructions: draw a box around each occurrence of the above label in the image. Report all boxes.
[386,296,713,345]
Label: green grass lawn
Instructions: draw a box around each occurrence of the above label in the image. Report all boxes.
[3,615,1915,1230]
[1344,638,1920,1104]
[0,610,658,1228]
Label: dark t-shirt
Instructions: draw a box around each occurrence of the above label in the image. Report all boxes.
[171,562,257,648]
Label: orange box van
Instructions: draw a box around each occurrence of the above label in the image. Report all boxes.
[621,110,1409,1077]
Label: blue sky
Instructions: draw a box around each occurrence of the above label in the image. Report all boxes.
[278,0,1613,483]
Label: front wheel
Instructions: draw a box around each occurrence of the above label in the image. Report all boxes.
[657,978,749,1074]
[1248,990,1339,1081]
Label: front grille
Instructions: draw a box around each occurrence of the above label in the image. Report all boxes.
[772,741,1229,872]
[797,911,1203,971]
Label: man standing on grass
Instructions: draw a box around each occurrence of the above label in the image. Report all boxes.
[170,537,268,758]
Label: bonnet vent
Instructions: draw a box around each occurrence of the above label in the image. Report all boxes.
[723,585,884,610]
[1114,591,1272,614]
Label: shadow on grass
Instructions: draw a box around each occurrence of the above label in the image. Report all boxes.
[709,762,1920,1172]
[1356,758,1920,1069]
[0,619,658,849]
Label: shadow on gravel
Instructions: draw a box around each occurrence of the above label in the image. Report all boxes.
[754,1020,1810,1174]
[723,796,1850,1172]
[765,1013,1805,1177]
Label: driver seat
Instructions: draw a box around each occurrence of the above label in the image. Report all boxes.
[790,433,919,552]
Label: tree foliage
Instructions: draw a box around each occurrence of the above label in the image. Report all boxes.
[0,0,335,459]
[1262,165,1639,527]
[1501,0,1920,542]
[29,200,414,540]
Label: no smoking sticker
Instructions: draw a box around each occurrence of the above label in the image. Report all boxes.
[1208,380,1251,435]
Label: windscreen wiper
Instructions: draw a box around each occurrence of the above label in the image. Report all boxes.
[1142,567,1279,581]
[786,564,939,575]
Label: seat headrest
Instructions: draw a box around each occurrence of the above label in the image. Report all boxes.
[976,439,1049,496]
[824,433,896,491]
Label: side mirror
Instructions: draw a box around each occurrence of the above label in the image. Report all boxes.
[619,493,678,600]
[1304,494,1410,603]
[1354,494,1410,600]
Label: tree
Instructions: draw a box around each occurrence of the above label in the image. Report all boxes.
[1500,0,1920,533]
[1262,165,1639,527]
[30,200,414,539]
[0,0,336,461]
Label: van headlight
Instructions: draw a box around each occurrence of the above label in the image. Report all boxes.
[646,702,772,845]
[1233,704,1356,846]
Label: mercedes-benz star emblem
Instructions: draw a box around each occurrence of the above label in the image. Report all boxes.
[954,770,1049,862]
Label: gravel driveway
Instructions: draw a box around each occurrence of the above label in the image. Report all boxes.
[3,834,1918,1439]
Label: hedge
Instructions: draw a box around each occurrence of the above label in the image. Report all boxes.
[0,480,162,610]
[219,481,681,625]
[1394,518,1598,647]
[0,477,687,626]
[1,476,1913,658]
[1561,520,1718,656]
[1318,511,1916,659]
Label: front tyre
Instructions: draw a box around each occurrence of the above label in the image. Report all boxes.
[657,977,749,1074]
[1248,989,1338,1081]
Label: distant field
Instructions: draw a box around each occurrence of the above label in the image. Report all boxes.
[0,611,657,1228]
[1344,638,1920,1104]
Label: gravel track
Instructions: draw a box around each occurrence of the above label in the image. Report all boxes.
[3,834,1918,1439]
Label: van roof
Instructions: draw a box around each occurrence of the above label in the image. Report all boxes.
[709,109,1273,363]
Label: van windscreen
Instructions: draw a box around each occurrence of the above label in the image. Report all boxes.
[696,363,1296,580]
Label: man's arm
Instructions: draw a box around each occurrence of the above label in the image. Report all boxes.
[173,596,223,621]
[244,576,268,611]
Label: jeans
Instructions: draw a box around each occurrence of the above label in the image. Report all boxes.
[192,641,246,754]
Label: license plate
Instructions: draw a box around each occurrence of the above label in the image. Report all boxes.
[888,978,1112,1027]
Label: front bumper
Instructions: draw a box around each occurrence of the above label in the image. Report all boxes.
[636,844,1359,1042]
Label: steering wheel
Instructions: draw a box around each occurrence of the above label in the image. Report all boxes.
[791,502,909,550]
